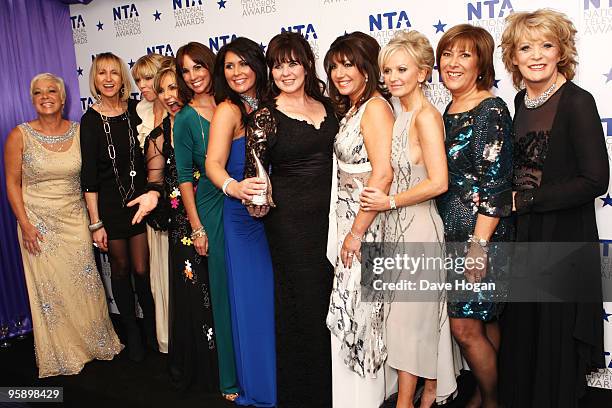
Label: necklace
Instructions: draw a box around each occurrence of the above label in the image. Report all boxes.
[240,94,259,111]
[524,77,558,109]
[27,122,76,152]
[99,104,137,207]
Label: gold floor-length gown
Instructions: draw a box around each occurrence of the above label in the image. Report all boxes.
[17,122,123,378]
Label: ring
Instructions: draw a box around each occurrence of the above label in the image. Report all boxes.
[348,253,354,258]
[93,242,99,248]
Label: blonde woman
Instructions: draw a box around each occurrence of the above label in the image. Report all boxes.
[499,10,607,407]
[81,53,154,362]
[5,73,122,377]
[361,30,460,407]
[131,53,173,354]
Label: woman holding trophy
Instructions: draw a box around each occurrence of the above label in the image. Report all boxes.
[205,37,276,407]
[246,32,339,408]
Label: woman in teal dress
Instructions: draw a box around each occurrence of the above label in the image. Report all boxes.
[172,42,239,401]
[205,37,276,407]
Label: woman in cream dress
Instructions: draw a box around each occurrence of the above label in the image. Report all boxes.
[361,31,460,408]
[4,73,122,377]
[132,54,172,353]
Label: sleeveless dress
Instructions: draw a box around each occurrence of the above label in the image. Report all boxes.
[224,136,276,407]
[383,108,460,401]
[173,105,238,395]
[146,118,219,391]
[251,104,338,408]
[17,122,123,378]
[326,97,396,408]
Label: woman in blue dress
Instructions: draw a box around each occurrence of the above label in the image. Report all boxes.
[435,25,513,408]
[205,37,276,407]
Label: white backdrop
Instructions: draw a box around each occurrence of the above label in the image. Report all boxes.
[69,0,612,390]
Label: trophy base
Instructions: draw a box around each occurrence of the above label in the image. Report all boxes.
[250,194,268,206]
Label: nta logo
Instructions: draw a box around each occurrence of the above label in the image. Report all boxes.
[71,15,85,29]
[209,34,238,53]
[467,0,513,21]
[281,24,317,40]
[584,0,612,10]
[173,0,204,9]
[147,44,175,57]
[369,11,411,31]
[113,4,139,21]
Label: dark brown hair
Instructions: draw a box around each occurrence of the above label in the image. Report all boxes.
[436,24,495,91]
[175,42,216,102]
[324,31,389,116]
[213,37,268,127]
[265,32,326,104]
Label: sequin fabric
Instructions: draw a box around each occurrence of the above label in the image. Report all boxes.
[436,98,514,321]
[17,122,122,378]
[327,97,387,377]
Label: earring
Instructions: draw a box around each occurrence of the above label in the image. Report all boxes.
[365,76,368,83]
[418,82,422,88]
[477,74,483,81]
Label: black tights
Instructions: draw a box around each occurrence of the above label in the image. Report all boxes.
[108,233,155,330]
[108,232,149,279]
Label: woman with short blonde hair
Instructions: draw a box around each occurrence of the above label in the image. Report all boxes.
[81,52,155,362]
[88,52,132,102]
[5,73,123,377]
[361,29,460,407]
[130,53,173,355]
[499,9,607,408]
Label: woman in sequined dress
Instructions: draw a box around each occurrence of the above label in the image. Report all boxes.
[435,25,513,408]
[498,10,607,408]
[324,32,396,408]
[128,63,219,392]
[5,73,122,378]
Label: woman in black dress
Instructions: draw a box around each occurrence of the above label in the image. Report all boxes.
[245,32,339,407]
[129,63,219,391]
[499,10,608,407]
[80,53,155,362]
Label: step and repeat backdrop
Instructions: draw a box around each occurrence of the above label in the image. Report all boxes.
[69,0,612,389]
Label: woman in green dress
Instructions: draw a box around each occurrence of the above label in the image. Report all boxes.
[172,42,239,401]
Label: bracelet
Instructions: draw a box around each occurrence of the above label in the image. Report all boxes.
[389,195,397,210]
[222,177,235,197]
[191,226,207,240]
[88,220,104,232]
[349,229,363,242]
[468,234,488,252]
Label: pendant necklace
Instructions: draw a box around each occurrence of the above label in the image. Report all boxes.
[99,102,137,206]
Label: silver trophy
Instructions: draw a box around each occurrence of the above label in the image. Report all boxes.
[249,148,274,207]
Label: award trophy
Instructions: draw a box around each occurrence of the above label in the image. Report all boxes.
[250,148,274,207]
[244,108,276,207]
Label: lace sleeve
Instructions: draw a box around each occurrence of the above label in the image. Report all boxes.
[244,107,276,179]
[144,122,167,196]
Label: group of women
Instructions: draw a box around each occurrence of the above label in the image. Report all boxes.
[4,8,607,408]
